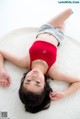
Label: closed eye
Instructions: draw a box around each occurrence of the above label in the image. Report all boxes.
[35,81,41,87]
[35,84,41,87]
[25,82,41,87]
[25,79,41,87]
[26,79,31,83]
[36,81,40,84]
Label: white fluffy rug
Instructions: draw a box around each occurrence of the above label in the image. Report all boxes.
[0,27,80,119]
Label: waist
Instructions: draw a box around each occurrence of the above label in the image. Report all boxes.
[36,33,58,47]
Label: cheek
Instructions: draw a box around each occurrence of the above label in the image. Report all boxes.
[25,73,31,78]
[40,76,45,83]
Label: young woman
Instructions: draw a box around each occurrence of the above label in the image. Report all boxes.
[0,8,80,113]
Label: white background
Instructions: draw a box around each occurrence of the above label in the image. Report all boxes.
[0,0,80,40]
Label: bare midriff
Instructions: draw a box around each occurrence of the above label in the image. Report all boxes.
[36,33,58,47]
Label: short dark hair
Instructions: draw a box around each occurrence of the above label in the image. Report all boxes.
[18,71,53,113]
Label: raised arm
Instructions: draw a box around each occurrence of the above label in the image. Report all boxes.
[0,50,29,87]
[0,53,11,86]
[48,64,80,101]
[0,50,29,68]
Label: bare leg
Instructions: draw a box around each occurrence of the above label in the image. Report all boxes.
[58,23,65,32]
[48,8,73,28]
[0,53,10,87]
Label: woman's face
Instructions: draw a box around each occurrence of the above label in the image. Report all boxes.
[23,69,45,93]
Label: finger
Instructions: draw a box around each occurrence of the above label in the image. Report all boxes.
[5,76,11,84]
[0,82,6,87]
[2,83,8,87]
[0,80,10,87]
[5,79,11,86]
[0,82,3,86]
[51,97,57,101]
[50,93,57,97]
[7,77,11,84]
[49,93,57,101]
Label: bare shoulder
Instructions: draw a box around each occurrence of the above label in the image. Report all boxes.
[48,62,60,80]
[21,52,30,68]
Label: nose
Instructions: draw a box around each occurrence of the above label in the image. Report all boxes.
[32,73,38,80]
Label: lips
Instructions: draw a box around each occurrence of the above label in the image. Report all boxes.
[33,70,39,74]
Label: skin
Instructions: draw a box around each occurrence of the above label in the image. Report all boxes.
[0,53,10,87]
[23,68,45,93]
[0,8,80,101]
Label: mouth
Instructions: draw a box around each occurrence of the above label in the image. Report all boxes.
[33,70,39,74]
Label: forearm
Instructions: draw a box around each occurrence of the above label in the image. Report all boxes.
[49,66,80,100]
[63,82,80,97]
[0,53,5,70]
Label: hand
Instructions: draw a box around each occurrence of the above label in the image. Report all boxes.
[0,69,11,87]
[49,91,65,101]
